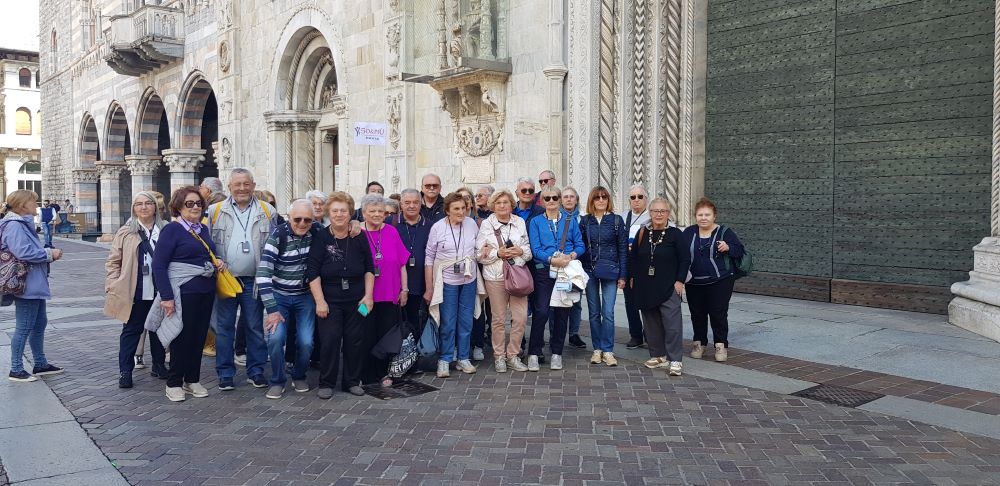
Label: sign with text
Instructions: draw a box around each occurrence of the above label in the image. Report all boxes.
[353,122,388,146]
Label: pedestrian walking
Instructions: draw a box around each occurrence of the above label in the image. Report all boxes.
[622,185,651,349]
[3,190,64,382]
[579,186,627,366]
[105,191,168,388]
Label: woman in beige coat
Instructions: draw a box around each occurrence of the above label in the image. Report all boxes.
[105,191,168,388]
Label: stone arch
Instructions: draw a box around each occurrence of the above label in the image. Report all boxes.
[176,72,216,149]
[78,114,100,169]
[137,88,170,155]
[271,8,345,110]
[103,102,132,162]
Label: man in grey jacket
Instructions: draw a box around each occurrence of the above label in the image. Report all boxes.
[206,168,278,391]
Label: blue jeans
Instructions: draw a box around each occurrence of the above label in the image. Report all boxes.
[586,278,619,352]
[213,276,267,379]
[439,282,476,362]
[41,223,53,247]
[568,300,582,336]
[265,292,315,386]
[10,298,49,373]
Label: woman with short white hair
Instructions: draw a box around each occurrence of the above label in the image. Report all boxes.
[305,190,330,226]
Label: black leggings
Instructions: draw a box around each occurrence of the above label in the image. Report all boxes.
[686,277,735,347]
[166,292,215,388]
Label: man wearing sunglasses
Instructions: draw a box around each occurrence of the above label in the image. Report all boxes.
[514,177,545,224]
[622,184,651,349]
[256,199,318,398]
[420,173,446,222]
[534,170,557,207]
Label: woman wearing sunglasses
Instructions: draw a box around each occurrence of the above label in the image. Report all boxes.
[579,186,628,366]
[147,186,224,402]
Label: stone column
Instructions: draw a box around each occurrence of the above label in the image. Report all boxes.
[293,119,319,199]
[125,155,162,196]
[72,169,99,214]
[162,148,205,193]
[948,1,1000,343]
[96,161,126,235]
[544,0,567,178]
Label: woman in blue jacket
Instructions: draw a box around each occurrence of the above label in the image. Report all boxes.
[578,186,627,366]
[527,185,584,372]
[682,197,745,362]
[2,190,65,382]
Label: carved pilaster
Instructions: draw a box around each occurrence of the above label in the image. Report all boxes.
[658,0,682,211]
[597,0,617,191]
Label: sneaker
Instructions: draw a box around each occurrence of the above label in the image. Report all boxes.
[436,360,450,378]
[32,364,64,376]
[8,370,37,382]
[247,375,267,388]
[348,385,365,396]
[644,357,668,369]
[317,387,334,400]
[133,355,146,369]
[182,382,209,398]
[265,385,284,399]
[668,361,683,376]
[472,347,485,361]
[568,334,587,349]
[550,354,563,370]
[590,350,603,364]
[625,338,645,349]
[234,354,247,367]
[508,356,528,372]
[118,372,133,389]
[218,377,235,391]
[714,343,727,362]
[456,360,477,374]
[292,380,310,393]
[603,352,618,367]
[202,345,216,357]
[690,342,705,359]
[526,355,540,372]
[165,386,186,402]
[151,363,169,379]
[495,358,507,373]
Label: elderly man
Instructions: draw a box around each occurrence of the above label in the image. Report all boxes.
[206,168,278,391]
[353,181,386,222]
[533,170,557,206]
[475,185,495,220]
[419,173,445,222]
[256,199,319,399]
[391,188,433,333]
[514,177,544,225]
[622,184,652,349]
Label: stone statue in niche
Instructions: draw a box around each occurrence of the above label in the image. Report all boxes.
[389,0,400,13]
[218,40,231,72]
[449,24,463,68]
[459,90,473,116]
[386,23,401,68]
[219,137,232,166]
[322,83,338,109]
[481,85,498,113]
[387,94,402,151]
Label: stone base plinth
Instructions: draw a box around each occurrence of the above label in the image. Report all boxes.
[949,296,1000,343]
[949,237,1000,343]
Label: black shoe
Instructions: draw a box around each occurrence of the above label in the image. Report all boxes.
[247,375,267,388]
[119,372,133,389]
[8,370,37,382]
[32,364,64,376]
[625,338,645,349]
[150,363,169,379]
[568,335,587,349]
[218,377,235,391]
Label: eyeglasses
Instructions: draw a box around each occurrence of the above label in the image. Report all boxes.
[423,184,440,190]
[538,178,552,185]
[542,196,560,202]
[292,217,314,224]
[519,188,535,195]
[133,201,157,207]
[594,195,608,201]
[385,211,398,216]
[183,200,204,208]
[630,194,645,200]
[475,193,487,198]
[650,209,669,214]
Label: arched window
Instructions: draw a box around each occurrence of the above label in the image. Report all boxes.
[18,68,31,88]
[18,161,41,175]
[15,108,32,135]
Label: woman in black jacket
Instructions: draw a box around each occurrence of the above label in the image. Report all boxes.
[681,197,745,362]
[579,186,627,366]
[628,198,690,376]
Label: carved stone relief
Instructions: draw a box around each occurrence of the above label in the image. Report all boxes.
[387,93,402,151]
[219,40,231,73]
[386,23,401,68]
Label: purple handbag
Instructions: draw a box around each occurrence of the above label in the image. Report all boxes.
[0,221,29,296]
[494,229,534,297]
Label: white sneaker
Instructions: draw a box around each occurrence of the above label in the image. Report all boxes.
[436,360,450,378]
[456,359,477,374]
[495,358,507,373]
[550,354,563,370]
[526,355,540,372]
[182,382,209,398]
[714,343,727,362]
[690,343,704,359]
[472,347,485,361]
[234,354,247,367]
[590,350,603,364]
[133,355,146,369]
[668,361,683,376]
[603,352,618,367]
[508,356,528,372]
[165,386,186,402]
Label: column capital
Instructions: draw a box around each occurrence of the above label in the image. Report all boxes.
[72,168,100,184]
[162,148,206,173]
[95,161,126,180]
[264,110,322,131]
[125,155,163,176]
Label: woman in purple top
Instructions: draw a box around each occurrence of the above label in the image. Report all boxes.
[359,194,410,387]
[424,193,481,378]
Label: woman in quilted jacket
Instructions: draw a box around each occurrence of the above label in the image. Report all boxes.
[578,186,628,367]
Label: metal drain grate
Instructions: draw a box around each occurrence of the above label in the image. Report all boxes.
[791,384,884,408]
[362,379,440,400]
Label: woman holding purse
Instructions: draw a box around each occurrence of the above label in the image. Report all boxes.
[579,186,628,366]
[475,189,532,373]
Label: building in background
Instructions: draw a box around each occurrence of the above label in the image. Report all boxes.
[0,1,41,200]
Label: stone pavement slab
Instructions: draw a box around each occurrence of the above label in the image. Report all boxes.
[860,395,1000,441]
[0,421,120,483]
[13,468,130,486]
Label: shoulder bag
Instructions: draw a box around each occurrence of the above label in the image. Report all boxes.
[494,226,533,297]
[188,228,243,298]
[719,225,753,279]
[0,221,29,297]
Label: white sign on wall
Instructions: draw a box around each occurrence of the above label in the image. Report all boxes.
[353,122,388,146]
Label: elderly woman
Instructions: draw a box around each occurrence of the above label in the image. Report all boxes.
[359,194,410,387]
[579,186,628,366]
[147,186,223,402]
[306,190,331,227]
[683,197,745,363]
[384,198,400,220]
[456,185,490,361]
[306,192,375,399]
[560,186,586,350]
[425,192,481,378]
[3,190,64,382]
[622,185,651,349]
[475,189,532,373]
[527,185,584,372]
[629,198,689,376]
[106,192,169,388]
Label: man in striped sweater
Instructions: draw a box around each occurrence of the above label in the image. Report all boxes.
[256,199,319,399]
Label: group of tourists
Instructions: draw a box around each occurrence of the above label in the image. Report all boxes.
[2,167,746,404]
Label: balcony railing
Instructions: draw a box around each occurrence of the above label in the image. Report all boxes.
[104,4,184,76]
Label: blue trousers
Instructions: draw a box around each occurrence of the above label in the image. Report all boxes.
[213,277,267,379]
[41,223,53,247]
[586,277,619,352]
[265,292,315,386]
[439,282,476,362]
[10,298,49,373]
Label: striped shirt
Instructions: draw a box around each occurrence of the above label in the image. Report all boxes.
[256,225,313,313]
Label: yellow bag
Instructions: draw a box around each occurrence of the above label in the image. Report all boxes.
[187,229,243,298]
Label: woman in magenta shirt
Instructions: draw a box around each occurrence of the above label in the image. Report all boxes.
[358,194,410,386]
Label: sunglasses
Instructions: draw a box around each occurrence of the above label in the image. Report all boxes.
[520,188,535,195]
[594,194,609,201]
[630,194,645,200]
[423,184,441,189]
[292,217,314,224]
[183,200,204,208]
[542,196,560,202]
[538,178,552,185]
